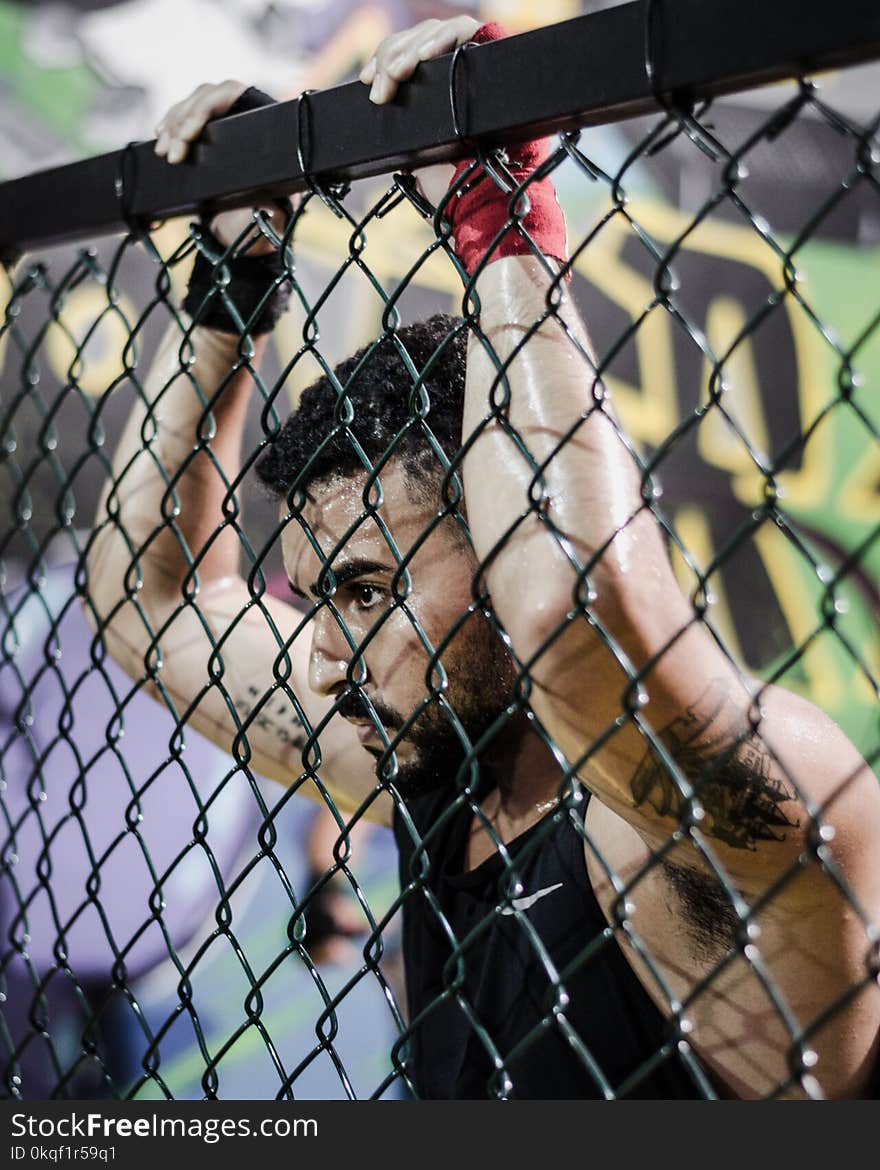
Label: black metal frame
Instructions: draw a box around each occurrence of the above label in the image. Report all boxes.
[1,0,880,254]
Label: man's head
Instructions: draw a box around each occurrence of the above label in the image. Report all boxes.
[257,313,518,796]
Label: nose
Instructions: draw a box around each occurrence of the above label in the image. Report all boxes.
[308,604,367,696]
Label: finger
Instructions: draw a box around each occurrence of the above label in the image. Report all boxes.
[195,80,247,124]
[165,139,188,165]
[155,98,188,141]
[366,20,436,101]
[368,16,481,104]
[368,73,394,104]
[179,82,245,142]
[154,93,205,161]
[392,15,477,63]
[176,111,213,144]
[161,81,234,136]
[417,17,481,61]
[368,44,419,103]
[373,23,436,80]
[158,81,247,163]
[382,48,426,83]
[359,57,376,84]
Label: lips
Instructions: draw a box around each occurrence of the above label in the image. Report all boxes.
[342,716,383,745]
[346,716,405,751]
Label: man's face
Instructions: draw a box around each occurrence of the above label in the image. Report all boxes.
[280,462,515,796]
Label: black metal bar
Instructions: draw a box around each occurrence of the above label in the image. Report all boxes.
[2,0,880,254]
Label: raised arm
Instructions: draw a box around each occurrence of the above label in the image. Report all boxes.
[460,210,880,877]
[367,18,879,878]
[365,16,880,1095]
[88,83,387,823]
[459,214,880,1100]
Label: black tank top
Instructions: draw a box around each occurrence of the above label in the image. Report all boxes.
[392,784,708,1098]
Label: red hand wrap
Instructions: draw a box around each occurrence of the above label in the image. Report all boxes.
[447,23,568,278]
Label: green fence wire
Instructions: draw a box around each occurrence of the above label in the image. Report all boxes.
[1,18,879,1102]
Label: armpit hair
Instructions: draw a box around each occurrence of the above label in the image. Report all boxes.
[659,860,740,966]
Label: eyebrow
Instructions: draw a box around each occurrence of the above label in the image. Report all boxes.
[289,558,396,601]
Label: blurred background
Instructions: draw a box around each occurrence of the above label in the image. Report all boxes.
[1,0,878,1099]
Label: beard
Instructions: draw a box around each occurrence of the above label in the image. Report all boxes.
[388,700,496,800]
[336,616,519,801]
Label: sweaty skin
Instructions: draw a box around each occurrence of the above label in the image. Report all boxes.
[89,17,880,1098]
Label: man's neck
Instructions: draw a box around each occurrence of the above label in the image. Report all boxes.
[470,717,564,860]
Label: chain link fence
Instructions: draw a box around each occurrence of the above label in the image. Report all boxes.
[1,3,879,1100]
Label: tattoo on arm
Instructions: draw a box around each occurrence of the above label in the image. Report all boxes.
[234,683,307,750]
[630,681,800,851]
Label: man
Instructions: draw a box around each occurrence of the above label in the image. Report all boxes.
[90,17,880,1098]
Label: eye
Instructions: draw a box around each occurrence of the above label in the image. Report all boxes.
[350,583,385,612]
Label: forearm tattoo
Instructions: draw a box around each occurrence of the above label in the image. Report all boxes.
[234,683,307,750]
[630,681,800,851]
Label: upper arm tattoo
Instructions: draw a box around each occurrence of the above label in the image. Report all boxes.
[630,681,800,851]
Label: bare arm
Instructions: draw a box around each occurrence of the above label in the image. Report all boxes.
[365,19,879,876]
[461,253,880,886]
[364,17,880,1095]
[88,84,389,823]
[458,207,880,1102]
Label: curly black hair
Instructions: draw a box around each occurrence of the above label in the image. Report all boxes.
[256,313,468,502]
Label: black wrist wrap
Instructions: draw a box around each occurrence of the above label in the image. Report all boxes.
[181,86,292,337]
[182,222,291,336]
